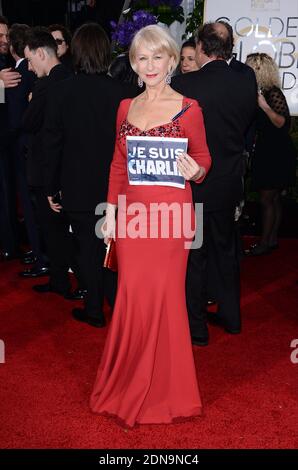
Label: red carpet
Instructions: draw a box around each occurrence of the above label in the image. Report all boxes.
[0,238,298,449]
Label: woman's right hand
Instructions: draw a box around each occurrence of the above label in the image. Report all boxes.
[102,218,116,245]
[101,205,116,244]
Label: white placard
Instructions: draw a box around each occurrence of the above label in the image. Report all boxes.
[126,136,188,189]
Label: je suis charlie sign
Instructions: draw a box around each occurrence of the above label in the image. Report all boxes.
[126,136,188,189]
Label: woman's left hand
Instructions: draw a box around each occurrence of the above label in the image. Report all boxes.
[177,152,205,181]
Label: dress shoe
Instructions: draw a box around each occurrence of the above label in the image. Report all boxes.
[19,266,50,278]
[63,289,87,301]
[207,312,241,334]
[22,252,37,264]
[66,288,87,300]
[72,308,106,328]
[191,335,209,347]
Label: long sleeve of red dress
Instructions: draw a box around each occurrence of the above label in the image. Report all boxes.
[180,99,212,184]
[107,97,211,204]
[107,99,129,205]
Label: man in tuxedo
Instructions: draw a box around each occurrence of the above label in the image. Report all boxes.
[5,23,48,270]
[172,22,257,345]
[205,21,258,304]
[22,27,83,299]
[43,23,125,327]
[0,15,21,259]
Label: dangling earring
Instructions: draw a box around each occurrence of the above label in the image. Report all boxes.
[138,76,143,88]
[165,73,171,85]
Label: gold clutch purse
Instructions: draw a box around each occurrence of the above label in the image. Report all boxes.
[103,239,118,272]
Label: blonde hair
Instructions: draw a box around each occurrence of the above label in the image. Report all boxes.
[129,24,180,73]
[245,52,281,90]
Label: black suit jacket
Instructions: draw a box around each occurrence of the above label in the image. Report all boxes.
[0,53,9,147]
[43,73,125,211]
[6,58,35,134]
[60,51,74,73]
[172,60,257,211]
[229,57,257,79]
[229,57,258,154]
[22,63,71,186]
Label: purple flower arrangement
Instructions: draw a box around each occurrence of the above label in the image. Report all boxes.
[111,10,157,49]
[111,0,184,51]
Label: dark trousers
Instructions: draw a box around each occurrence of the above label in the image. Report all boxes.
[33,188,81,292]
[0,145,18,253]
[67,211,117,319]
[186,208,241,336]
[12,138,47,268]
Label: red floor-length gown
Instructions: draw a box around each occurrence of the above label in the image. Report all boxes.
[90,97,211,427]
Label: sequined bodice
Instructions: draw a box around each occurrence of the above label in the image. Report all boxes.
[118,118,184,146]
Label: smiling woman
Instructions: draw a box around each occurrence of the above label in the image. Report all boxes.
[128,24,181,121]
[90,24,212,428]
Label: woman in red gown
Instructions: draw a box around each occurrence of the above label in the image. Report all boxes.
[90,25,211,428]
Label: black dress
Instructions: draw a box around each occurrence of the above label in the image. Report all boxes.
[252,86,297,190]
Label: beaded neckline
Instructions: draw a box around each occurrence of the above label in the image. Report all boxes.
[123,118,178,135]
[118,119,183,140]
[124,96,191,135]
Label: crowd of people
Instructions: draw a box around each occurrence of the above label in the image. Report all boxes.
[0,13,296,428]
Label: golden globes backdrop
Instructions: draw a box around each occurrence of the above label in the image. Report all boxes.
[204,0,298,115]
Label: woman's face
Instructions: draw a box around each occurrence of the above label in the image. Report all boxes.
[180,46,198,74]
[134,42,174,87]
[51,30,68,58]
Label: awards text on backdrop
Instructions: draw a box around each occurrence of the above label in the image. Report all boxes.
[204,0,298,115]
